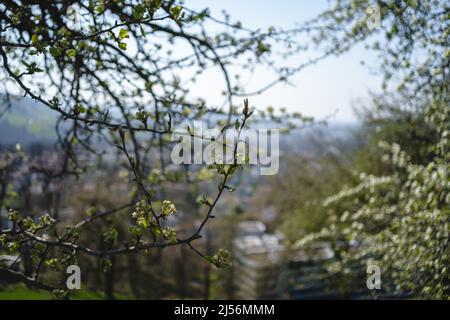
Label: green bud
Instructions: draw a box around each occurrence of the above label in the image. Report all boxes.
[209,249,232,268]
[162,227,177,243]
[160,200,176,218]
[8,210,17,221]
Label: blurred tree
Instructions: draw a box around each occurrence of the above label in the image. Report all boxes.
[294,0,449,298]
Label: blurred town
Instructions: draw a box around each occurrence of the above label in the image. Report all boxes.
[0,96,361,299]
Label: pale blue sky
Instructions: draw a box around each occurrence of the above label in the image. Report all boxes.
[187,0,382,122]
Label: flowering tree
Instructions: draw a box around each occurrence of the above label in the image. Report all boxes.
[298,99,449,298]
[296,0,449,298]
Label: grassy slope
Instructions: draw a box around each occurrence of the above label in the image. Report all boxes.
[0,284,125,300]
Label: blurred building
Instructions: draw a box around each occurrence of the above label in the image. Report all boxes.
[232,221,341,299]
[280,242,338,299]
[233,221,284,299]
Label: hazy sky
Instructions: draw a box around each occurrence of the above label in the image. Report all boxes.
[187,0,383,122]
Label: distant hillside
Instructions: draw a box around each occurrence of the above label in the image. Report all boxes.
[280,121,360,155]
[0,95,57,147]
[0,95,360,153]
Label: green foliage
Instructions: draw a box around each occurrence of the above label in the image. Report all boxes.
[67,48,77,58]
[196,193,212,207]
[103,227,118,245]
[101,258,112,273]
[45,258,59,271]
[298,100,449,298]
[274,0,450,299]
[21,60,43,74]
[7,210,17,221]
[170,5,183,21]
[206,249,232,269]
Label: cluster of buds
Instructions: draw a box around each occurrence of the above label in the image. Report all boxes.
[162,227,177,243]
[0,234,6,246]
[211,249,232,268]
[39,214,56,227]
[160,200,177,218]
[18,216,36,230]
[135,108,150,127]
[130,200,178,243]
[45,258,59,270]
[52,289,68,300]
[103,227,118,244]
[132,200,153,229]
[7,210,17,221]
